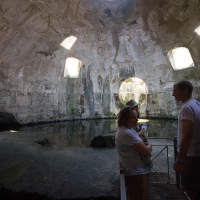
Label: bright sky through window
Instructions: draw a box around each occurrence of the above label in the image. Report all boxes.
[60,36,77,50]
[167,47,194,71]
[195,26,200,36]
[64,57,82,78]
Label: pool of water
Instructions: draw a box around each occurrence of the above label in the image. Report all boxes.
[0,118,178,198]
[1,118,178,148]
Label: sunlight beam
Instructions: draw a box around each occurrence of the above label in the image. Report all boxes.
[195,26,200,36]
[60,36,77,50]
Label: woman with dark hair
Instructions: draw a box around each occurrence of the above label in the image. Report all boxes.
[115,106,152,200]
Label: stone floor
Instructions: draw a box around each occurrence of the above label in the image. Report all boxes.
[0,130,120,200]
[0,127,177,200]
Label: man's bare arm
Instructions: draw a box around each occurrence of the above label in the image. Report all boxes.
[174,119,193,173]
[177,119,193,161]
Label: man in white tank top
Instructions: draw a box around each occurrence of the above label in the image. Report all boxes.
[172,81,200,200]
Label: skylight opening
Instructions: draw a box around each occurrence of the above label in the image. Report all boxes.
[195,25,200,36]
[167,47,194,71]
[60,36,77,50]
[64,57,82,78]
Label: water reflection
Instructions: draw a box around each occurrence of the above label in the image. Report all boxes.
[146,119,178,138]
[19,119,117,148]
[18,118,178,148]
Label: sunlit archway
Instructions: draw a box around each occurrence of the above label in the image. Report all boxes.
[119,77,148,116]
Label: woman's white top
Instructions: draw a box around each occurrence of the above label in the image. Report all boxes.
[115,126,150,176]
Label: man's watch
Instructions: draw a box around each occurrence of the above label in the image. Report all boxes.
[176,159,184,165]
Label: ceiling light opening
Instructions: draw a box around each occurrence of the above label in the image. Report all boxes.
[167,47,194,71]
[60,36,77,50]
[64,57,82,78]
[195,25,200,36]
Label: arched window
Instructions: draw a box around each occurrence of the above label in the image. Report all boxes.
[167,47,194,71]
[118,77,148,117]
[195,26,200,36]
[64,57,82,78]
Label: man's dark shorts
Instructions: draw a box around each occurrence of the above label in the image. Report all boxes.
[181,156,200,199]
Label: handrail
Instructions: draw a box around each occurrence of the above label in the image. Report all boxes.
[148,137,175,184]
[119,162,127,200]
[120,174,127,200]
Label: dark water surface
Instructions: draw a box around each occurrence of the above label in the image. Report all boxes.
[2,118,178,148]
[0,118,178,199]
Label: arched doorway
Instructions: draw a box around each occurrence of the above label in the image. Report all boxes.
[119,77,148,116]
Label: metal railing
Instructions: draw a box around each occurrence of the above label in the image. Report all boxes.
[119,162,127,200]
[174,137,200,200]
[149,137,174,184]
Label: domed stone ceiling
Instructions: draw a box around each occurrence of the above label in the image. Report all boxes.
[0,0,200,124]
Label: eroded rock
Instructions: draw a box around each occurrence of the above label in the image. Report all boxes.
[34,138,56,147]
[90,134,115,148]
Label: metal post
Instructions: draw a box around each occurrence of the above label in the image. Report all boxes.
[173,136,180,186]
[166,146,170,184]
[119,162,127,200]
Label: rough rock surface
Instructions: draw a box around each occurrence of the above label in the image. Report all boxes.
[90,134,115,148]
[0,0,200,124]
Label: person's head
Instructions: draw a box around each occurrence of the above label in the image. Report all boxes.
[172,81,193,102]
[126,99,140,114]
[117,106,138,128]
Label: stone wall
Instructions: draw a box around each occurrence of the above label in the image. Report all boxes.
[0,0,200,124]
